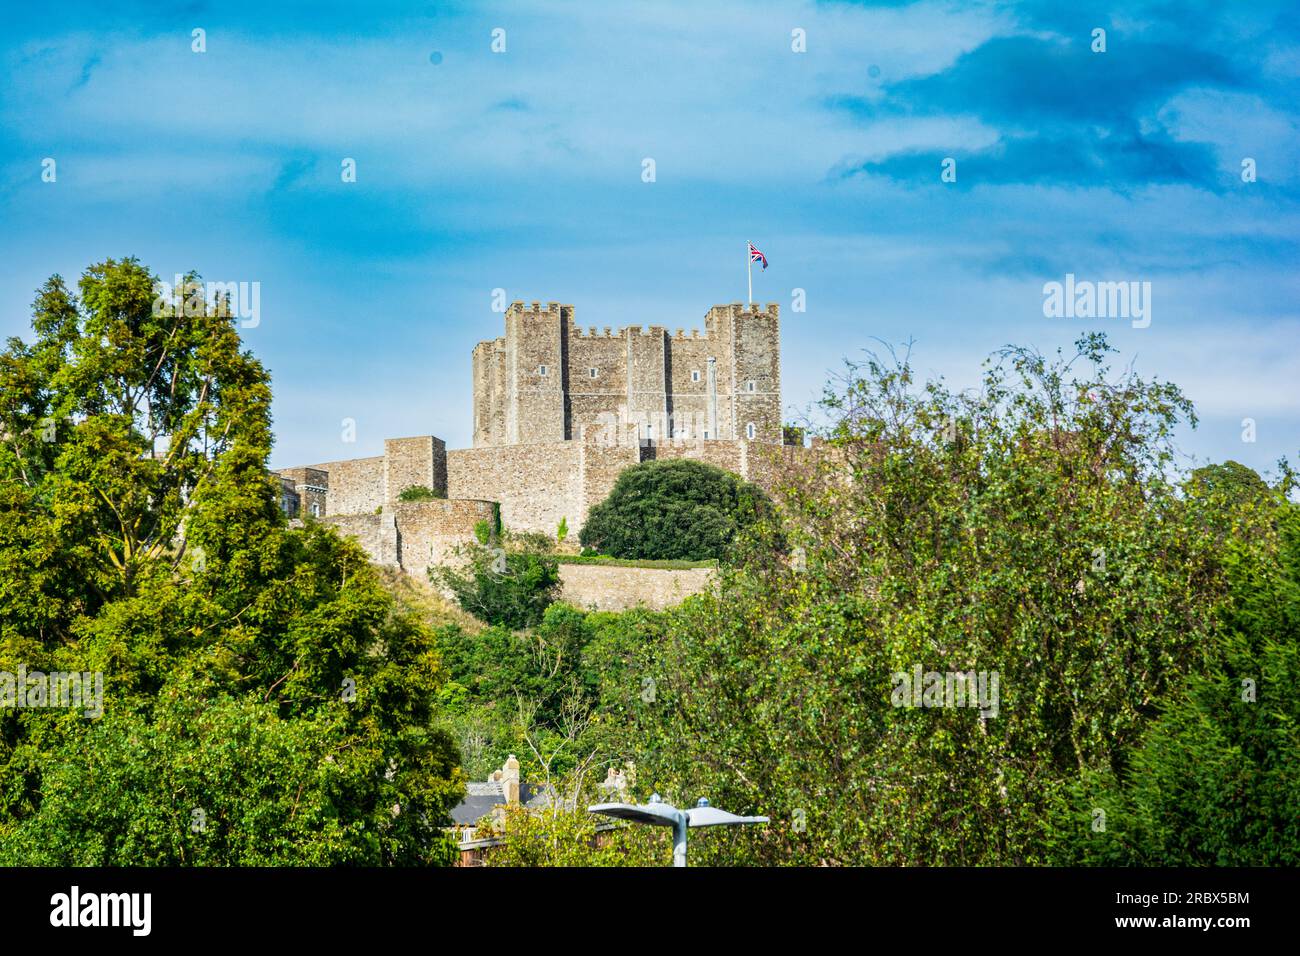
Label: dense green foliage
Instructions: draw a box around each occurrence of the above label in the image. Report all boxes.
[495,335,1299,866]
[0,259,463,865]
[1049,494,1300,864]
[578,459,772,561]
[5,260,1292,868]
[430,531,561,630]
[479,802,668,867]
[1186,459,1273,507]
[433,602,658,782]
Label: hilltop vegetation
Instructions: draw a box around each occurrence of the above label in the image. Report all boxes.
[2,258,1295,867]
[578,458,772,562]
[418,334,1299,866]
[597,337,1300,865]
[0,259,463,865]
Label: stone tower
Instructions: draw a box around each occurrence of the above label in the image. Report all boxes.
[471,300,781,446]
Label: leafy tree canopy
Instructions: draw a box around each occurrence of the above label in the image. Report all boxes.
[578,459,772,561]
[604,335,1279,865]
[1049,501,1300,865]
[0,259,463,865]
[430,530,561,630]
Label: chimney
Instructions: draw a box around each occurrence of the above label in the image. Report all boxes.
[502,754,521,805]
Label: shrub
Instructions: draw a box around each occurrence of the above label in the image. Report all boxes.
[398,485,444,502]
[578,459,772,561]
[431,533,561,629]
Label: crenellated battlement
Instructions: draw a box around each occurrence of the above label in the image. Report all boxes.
[708,301,780,319]
[278,290,793,572]
[473,298,781,448]
[569,322,711,340]
[506,300,575,322]
[508,300,558,314]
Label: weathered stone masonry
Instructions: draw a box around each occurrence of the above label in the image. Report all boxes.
[275,300,799,574]
[472,301,782,447]
[557,563,715,612]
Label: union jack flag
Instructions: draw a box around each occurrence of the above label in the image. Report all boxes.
[748,241,768,270]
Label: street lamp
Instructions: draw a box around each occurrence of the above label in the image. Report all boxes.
[588,794,769,867]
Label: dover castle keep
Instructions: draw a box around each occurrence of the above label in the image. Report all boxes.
[277,300,803,577]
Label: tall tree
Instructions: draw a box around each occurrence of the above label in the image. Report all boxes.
[617,336,1241,865]
[0,259,464,864]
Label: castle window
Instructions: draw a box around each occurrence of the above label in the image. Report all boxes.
[538,364,549,377]
[702,429,710,439]
[745,380,756,393]
[746,422,756,440]
[310,502,321,517]
[589,367,599,379]
[691,370,701,383]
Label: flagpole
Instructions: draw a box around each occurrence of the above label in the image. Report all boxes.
[746,240,752,305]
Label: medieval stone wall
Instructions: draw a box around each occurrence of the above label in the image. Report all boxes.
[576,432,643,532]
[566,327,627,441]
[390,499,496,577]
[446,441,582,537]
[556,563,716,611]
[645,436,746,475]
[274,298,804,589]
[320,499,493,578]
[731,303,782,444]
[277,466,328,518]
[321,512,386,561]
[504,302,569,445]
[471,338,507,447]
[471,301,780,447]
[310,456,383,515]
[384,436,448,503]
[287,434,818,539]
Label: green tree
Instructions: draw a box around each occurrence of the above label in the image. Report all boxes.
[578,459,772,561]
[0,259,464,864]
[431,531,561,629]
[613,336,1237,865]
[1186,460,1271,505]
[1048,499,1300,865]
[433,602,661,793]
[480,790,668,867]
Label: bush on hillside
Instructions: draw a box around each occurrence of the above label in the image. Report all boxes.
[578,459,772,561]
[430,532,561,630]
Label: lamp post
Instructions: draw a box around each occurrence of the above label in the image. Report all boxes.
[588,794,768,867]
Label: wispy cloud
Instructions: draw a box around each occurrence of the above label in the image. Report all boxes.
[0,0,1295,472]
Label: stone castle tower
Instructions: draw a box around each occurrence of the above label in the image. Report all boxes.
[471,301,781,446]
[276,298,800,576]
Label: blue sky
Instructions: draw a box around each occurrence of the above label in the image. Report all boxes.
[2,0,1297,476]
